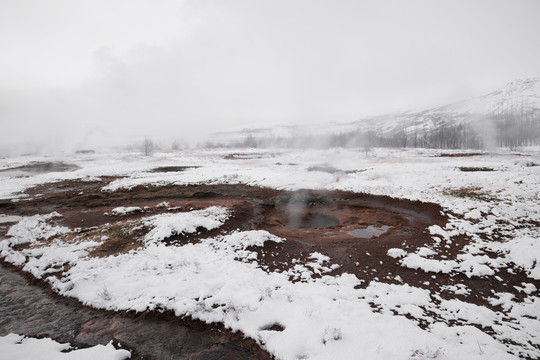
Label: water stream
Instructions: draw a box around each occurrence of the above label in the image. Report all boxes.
[0,263,268,360]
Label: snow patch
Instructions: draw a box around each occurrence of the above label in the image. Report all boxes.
[6,212,71,246]
[110,206,142,215]
[0,334,130,360]
[506,236,540,279]
[387,248,407,259]
[143,206,229,243]
[216,230,284,250]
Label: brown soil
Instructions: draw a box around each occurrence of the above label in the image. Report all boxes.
[1,178,539,358]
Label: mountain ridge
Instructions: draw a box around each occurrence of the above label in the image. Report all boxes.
[208,78,540,149]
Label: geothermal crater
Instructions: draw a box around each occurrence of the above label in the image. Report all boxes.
[267,191,407,243]
[1,180,447,282]
[0,179,453,360]
[4,180,534,359]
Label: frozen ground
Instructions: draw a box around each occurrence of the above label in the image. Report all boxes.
[0,147,539,359]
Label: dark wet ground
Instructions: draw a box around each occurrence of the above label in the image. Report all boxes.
[0,262,270,360]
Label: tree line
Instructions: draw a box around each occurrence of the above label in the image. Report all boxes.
[205,106,539,150]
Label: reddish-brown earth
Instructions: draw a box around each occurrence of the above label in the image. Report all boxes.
[1,178,538,359]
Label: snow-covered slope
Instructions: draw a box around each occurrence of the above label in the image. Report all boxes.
[352,77,540,135]
[207,78,540,148]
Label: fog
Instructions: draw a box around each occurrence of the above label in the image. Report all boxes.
[1,0,540,154]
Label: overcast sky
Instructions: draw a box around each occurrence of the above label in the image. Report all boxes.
[1,0,540,154]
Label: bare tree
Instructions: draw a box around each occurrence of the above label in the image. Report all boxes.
[142,138,155,156]
[171,139,181,150]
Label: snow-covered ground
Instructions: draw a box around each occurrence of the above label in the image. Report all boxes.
[0,334,130,360]
[1,147,539,359]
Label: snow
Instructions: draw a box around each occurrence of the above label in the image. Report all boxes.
[387,248,407,258]
[428,225,451,240]
[216,230,284,250]
[6,212,70,245]
[110,206,142,215]
[441,284,471,296]
[142,206,229,243]
[1,212,72,266]
[400,254,458,274]
[0,214,23,223]
[155,201,170,208]
[506,236,540,280]
[0,147,539,359]
[439,300,498,327]
[0,334,130,360]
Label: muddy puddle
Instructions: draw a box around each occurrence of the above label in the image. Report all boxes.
[347,225,392,238]
[286,211,340,229]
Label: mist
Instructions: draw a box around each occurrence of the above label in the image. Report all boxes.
[1,0,540,155]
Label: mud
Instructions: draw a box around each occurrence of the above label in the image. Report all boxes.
[150,166,200,173]
[1,179,539,358]
[437,152,485,157]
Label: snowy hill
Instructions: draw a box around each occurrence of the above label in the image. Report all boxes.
[208,78,540,149]
[351,77,540,134]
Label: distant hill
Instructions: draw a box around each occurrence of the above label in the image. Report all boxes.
[207,78,540,149]
[347,77,540,148]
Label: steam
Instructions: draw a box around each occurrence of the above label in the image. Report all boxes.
[284,191,340,229]
[469,114,498,151]
[286,192,308,229]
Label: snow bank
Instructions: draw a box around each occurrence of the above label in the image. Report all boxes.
[1,212,72,266]
[6,212,70,245]
[506,236,540,279]
[0,334,130,360]
[48,241,514,360]
[143,206,229,243]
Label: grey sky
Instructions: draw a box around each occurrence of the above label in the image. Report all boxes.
[1,0,540,153]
